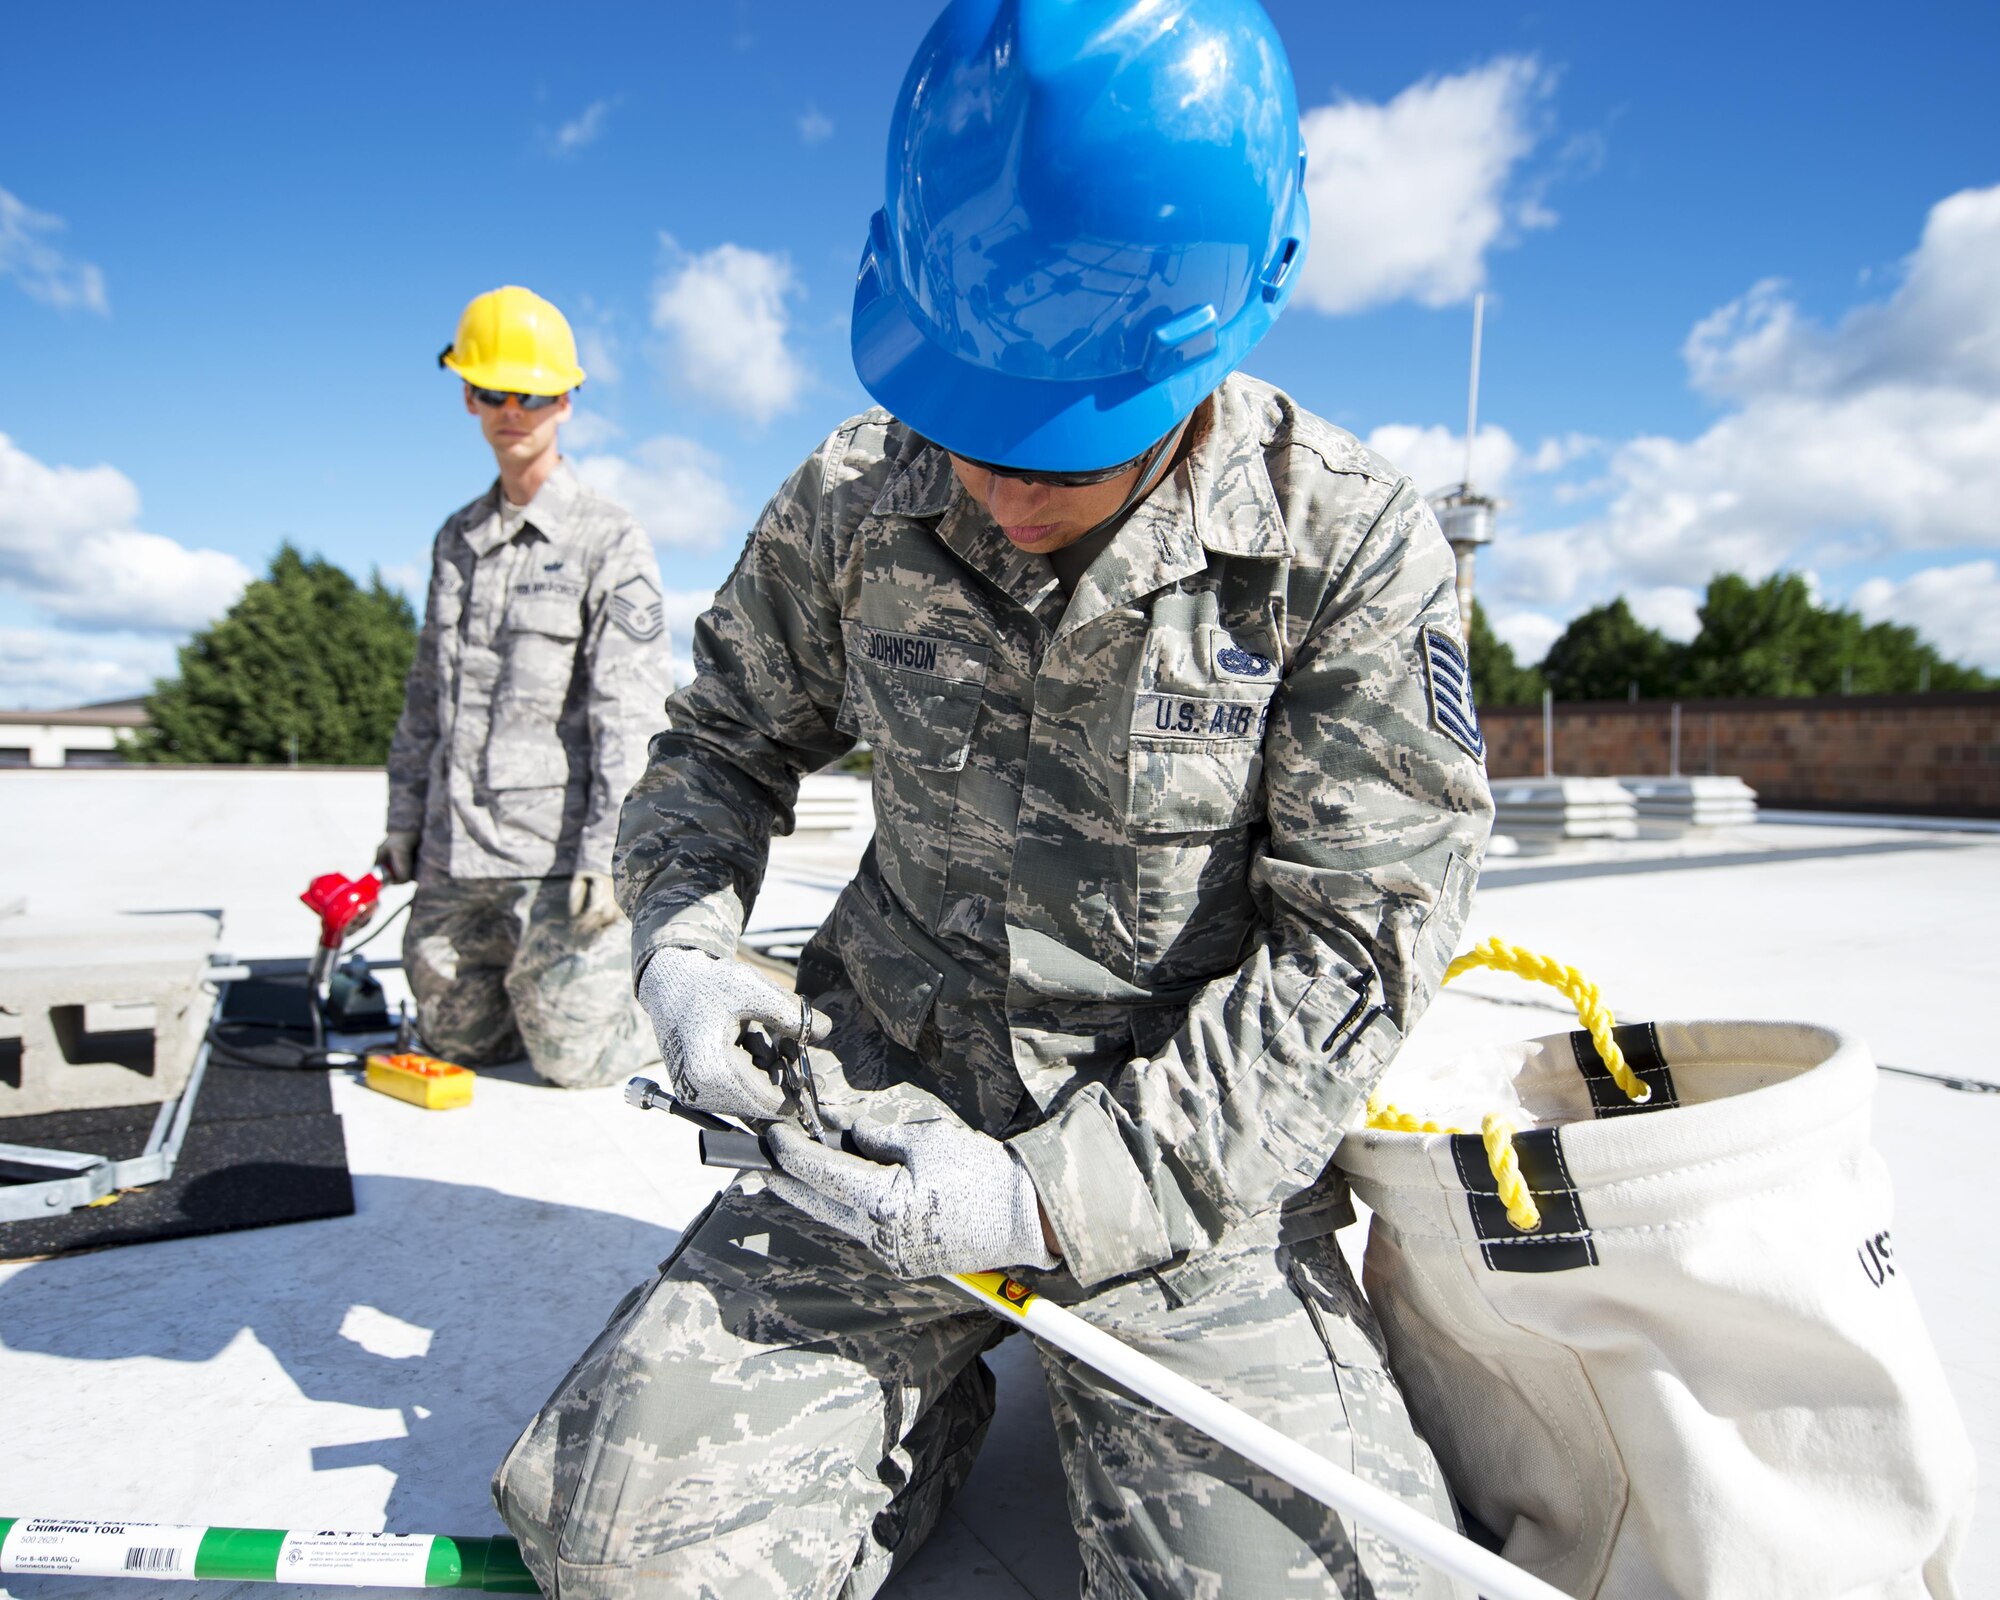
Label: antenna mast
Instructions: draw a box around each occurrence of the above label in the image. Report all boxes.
[1464,292,1484,491]
[1431,292,1497,644]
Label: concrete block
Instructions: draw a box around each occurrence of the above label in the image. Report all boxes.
[1492,776,1639,840]
[1619,774,1759,826]
[0,911,219,1114]
[792,773,874,839]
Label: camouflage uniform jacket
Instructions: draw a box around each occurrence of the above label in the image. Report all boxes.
[387,461,671,882]
[617,375,1493,1287]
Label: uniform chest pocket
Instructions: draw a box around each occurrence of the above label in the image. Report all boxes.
[837,623,990,772]
[503,593,583,641]
[487,592,585,792]
[1126,691,1273,835]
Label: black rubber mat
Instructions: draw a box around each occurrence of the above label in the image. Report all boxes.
[0,984,354,1261]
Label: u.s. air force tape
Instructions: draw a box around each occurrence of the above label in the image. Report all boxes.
[1133,693,1270,740]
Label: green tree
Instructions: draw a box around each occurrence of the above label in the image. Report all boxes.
[1681,573,1992,696]
[1465,601,1546,706]
[1540,598,1684,701]
[131,544,418,764]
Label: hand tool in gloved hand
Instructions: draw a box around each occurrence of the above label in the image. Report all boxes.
[636,946,830,1124]
[616,1082,1575,1600]
[566,869,621,936]
[765,1115,1057,1278]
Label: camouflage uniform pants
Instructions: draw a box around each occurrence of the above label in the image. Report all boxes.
[493,1181,1464,1600]
[403,876,657,1089]
[493,986,1463,1600]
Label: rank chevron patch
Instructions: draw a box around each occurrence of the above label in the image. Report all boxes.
[1422,626,1484,757]
[609,574,665,642]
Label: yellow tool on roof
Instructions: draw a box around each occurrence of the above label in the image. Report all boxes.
[365,1052,474,1111]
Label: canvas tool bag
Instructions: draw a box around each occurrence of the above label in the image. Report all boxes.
[1335,940,1974,1600]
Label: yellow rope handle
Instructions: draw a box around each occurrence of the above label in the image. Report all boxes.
[1366,1093,1543,1232]
[1443,937,1650,1105]
[1480,1114,1535,1231]
[1361,937,1646,1235]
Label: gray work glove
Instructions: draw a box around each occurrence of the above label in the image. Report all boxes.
[374,830,418,886]
[567,869,620,935]
[636,946,830,1123]
[765,1115,1059,1279]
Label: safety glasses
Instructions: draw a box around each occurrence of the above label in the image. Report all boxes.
[467,386,566,412]
[948,437,1164,488]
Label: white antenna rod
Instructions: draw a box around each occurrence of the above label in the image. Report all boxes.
[1464,291,1484,491]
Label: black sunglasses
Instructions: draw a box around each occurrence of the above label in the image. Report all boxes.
[949,439,1162,488]
[467,385,566,412]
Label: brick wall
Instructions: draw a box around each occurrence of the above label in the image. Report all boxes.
[1478,693,2000,817]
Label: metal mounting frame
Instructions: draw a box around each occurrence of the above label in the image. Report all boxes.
[0,974,232,1226]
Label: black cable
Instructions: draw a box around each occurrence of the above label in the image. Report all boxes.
[339,895,412,958]
[203,968,355,1072]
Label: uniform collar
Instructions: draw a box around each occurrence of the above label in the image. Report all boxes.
[1183,378,1290,560]
[868,377,1288,630]
[875,440,1064,620]
[462,459,581,557]
[872,440,959,519]
[1056,381,1290,635]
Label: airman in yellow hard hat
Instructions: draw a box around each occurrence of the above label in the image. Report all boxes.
[377,285,671,1089]
[437,284,588,397]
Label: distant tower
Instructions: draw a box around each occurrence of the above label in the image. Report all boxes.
[1430,292,1497,643]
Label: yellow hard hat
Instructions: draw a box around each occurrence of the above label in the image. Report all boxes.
[437,285,586,395]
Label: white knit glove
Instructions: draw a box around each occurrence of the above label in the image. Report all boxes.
[636,947,829,1123]
[765,1115,1058,1279]
[374,830,418,886]
[567,870,621,935]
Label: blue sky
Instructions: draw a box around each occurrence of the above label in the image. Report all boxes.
[4,0,1998,705]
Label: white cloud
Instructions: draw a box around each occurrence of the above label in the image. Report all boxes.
[797,106,835,145]
[0,186,108,314]
[651,239,808,424]
[378,561,425,601]
[1367,422,1521,499]
[1527,432,1602,474]
[1853,561,2000,672]
[561,406,624,452]
[571,435,742,550]
[1484,183,2000,657]
[1627,585,1703,644]
[1490,609,1562,666]
[550,99,614,156]
[0,434,250,632]
[0,624,176,709]
[577,327,622,386]
[1295,58,1554,316]
[659,587,719,687]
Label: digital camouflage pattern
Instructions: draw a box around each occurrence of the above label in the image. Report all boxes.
[495,1122,1465,1600]
[387,459,672,883]
[616,374,1493,1285]
[404,871,656,1088]
[527,373,1494,1594]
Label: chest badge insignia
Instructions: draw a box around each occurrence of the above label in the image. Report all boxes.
[1216,646,1273,678]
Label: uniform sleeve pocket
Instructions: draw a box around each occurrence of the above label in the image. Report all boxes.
[837,622,989,773]
[831,884,943,1054]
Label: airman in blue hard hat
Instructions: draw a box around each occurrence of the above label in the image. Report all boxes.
[497,4,1492,1593]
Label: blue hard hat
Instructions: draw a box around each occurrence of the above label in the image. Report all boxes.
[852,0,1309,472]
